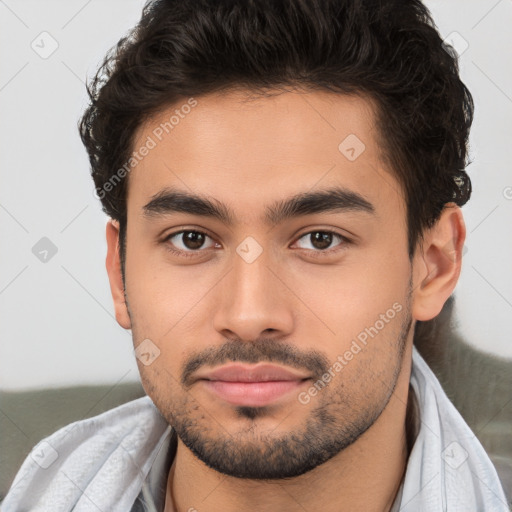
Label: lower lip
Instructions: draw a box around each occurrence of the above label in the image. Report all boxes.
[202,380,306,407]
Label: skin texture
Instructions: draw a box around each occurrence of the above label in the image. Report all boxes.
[105,89,466,512]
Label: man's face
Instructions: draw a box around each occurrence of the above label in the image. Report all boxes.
[120,89,415,478]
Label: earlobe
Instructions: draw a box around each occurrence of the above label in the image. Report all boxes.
[412,204,466,321]
[105,219,132,329]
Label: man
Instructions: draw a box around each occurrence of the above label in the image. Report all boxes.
[2,0,509,510]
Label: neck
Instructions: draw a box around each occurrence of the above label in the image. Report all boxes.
[166,343,416,512]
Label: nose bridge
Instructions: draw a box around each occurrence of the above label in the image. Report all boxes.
[212,239,293,339]
[232,243,272,303]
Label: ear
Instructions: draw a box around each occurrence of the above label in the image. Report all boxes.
[105,219,132,329]
[412,203,466,321]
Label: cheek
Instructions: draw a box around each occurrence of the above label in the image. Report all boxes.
[290,253,409,334]
[124,247,217,337]
[125,265,219,392]
[294,259,411,381]
[137,363,191,422]
[320,302,410,407]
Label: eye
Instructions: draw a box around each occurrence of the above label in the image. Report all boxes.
[293,230,349,255]
[163,230,218,257]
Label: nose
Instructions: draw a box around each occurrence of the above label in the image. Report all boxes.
[212,245,294,342]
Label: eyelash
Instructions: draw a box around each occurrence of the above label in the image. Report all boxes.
[162,229,352,259]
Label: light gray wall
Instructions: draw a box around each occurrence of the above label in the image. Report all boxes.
[1,0,511,390]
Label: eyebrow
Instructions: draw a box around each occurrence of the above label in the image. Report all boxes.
[142,186,376,226]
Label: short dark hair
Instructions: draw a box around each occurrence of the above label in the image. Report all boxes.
[79,0,474,279]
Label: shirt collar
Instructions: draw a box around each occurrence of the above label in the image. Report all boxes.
[130,426,177,511]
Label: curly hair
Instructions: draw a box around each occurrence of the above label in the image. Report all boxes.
[79,0,474,273]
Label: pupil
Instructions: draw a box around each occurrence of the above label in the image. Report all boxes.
[312,232,332,250]
[184,231,204,250]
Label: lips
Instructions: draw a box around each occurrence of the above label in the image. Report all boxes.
[195,363,310,407]
[197,363,309,382]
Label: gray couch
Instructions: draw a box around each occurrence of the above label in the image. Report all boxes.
[1,297,511,506]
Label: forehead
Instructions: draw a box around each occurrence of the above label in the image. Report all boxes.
[127,89,404,223]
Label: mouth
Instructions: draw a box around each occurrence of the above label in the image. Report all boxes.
[195,363,311,407]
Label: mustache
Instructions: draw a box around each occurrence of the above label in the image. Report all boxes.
[181,339,330,387]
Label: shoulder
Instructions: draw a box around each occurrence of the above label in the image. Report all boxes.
[2,396,170,512]
[407,346,509,511]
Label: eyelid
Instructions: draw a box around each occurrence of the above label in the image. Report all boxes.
[162,228,218,258]
[291,229,351,256]
[293,227,352,243]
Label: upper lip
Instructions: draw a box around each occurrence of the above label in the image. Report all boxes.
[195,363,310,382]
